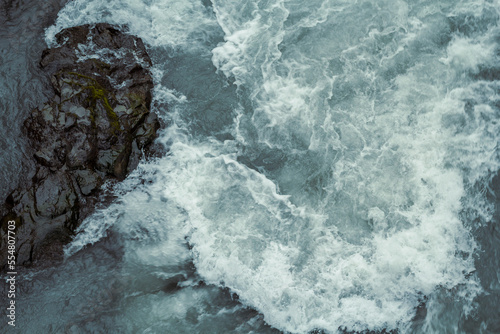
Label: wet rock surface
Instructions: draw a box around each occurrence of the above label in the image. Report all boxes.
[0,23,160,267]
[0,0,70,202]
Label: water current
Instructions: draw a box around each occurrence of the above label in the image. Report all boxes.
[1,0,500,333]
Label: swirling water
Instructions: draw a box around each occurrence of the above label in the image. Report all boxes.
[2,0,500,333]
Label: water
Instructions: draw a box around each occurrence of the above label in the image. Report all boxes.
[2,0,500,333]
[0,0,69,201]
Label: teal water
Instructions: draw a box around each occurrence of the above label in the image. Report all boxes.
[3,0,500,333]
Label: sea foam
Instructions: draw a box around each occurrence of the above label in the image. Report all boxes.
[43,0,500,332]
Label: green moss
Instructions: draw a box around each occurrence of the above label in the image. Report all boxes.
[65,72,121,133]
[127,92,147,114]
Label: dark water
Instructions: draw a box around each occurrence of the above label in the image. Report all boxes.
[0,0,68,202]
[2,0,500,333]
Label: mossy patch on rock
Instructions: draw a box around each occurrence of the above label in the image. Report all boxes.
[0,23,161,268]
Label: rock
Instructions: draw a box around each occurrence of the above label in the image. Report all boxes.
[74,170,101,196]
[0,23,161,267]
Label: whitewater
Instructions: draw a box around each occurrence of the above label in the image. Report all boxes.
[3,0,500,333]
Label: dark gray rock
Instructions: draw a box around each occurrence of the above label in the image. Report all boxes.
[0,23,161,267]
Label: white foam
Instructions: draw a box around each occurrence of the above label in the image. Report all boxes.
[440,37,495,73]
[46,0,219,51]
[50,0,500,332]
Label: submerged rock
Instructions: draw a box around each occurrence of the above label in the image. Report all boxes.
[0,23,160,266]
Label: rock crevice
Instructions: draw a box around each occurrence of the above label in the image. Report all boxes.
[1,23,160,266]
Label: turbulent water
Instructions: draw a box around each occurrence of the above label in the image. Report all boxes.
[2,0,500,333]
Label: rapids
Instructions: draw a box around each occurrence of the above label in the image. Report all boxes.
[2,0,500,333]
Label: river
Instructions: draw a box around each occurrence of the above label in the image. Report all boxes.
[1,0,500,333]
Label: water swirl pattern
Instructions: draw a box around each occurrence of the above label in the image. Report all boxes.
[4,0,500,333]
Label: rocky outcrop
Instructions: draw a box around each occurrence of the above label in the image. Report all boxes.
[0,24,160,266]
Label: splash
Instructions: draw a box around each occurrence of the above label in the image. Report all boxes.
[42,0,500,332]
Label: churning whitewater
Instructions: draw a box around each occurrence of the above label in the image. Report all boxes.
[15,0,498,332]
